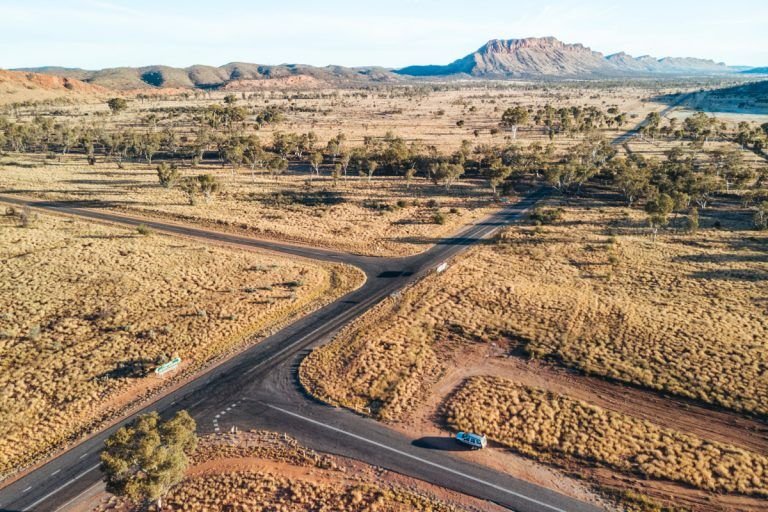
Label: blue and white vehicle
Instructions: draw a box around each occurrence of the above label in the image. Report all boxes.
[455,431,487,449]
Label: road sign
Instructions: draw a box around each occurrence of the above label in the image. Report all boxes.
[436,262,449,273]
[155,356,181,376]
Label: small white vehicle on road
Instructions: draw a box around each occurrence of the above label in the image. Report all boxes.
[455,431,487,449]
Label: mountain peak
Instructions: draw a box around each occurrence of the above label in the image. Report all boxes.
[396,37,734,78]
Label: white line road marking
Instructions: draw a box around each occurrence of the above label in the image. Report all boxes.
[79,452,88,459]
[266,404,569,512]
[21,463,100,511]
[23,487,31,493]
[50,469,61,476]
[53,481,103,512]
[188,397,205,409]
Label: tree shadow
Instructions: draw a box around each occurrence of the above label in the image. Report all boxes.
[688,269,766,282]
[95,359,156,380]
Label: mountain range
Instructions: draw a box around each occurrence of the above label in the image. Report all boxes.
[396,37,739,77]
[13,37,763,91]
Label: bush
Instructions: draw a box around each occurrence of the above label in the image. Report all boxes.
[136,224,152,236]
[156,162,179,188]
[16,206,35,228]
[530,207,564,225]
[754,202,768,230]
[432,211,446,225]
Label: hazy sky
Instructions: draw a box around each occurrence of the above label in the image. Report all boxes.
[1,0,766,69]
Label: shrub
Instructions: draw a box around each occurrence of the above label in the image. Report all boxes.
[754,202,768,230]
[156,162,179,188]
[432,211,446,225]
[530,207,564,225]
[136,224,152,236]
[17,206,35,228]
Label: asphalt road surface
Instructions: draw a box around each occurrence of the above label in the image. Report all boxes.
[612,92,693,146]
[0,190,603,512]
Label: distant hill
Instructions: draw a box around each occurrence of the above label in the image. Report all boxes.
[653,80,768,116]
[396,37,735,78]
[0,69,109,104]
[15,63,403,91]
[16,36,746,90]
[743,67,768,75]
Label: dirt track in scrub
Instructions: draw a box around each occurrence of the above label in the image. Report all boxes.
[396,346,768,512]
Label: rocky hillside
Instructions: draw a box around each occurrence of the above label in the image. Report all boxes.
[17,63,401,91]
[0,69,109,104]
[397,37,735,78]
[17,36,742,89]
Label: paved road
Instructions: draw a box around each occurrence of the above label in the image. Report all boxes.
[0,191,602,512]
[612,92,694,146]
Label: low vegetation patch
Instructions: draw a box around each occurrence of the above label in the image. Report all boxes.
[0,212,361,479]
[95,432,478,512]
[446,376,768,497]
[161,471,463,512]
[301,205,767,420]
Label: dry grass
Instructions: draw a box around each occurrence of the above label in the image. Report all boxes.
[160,471,464,512]
[0,156,495,256]
[89,432,483,512]
[301,202,768,419]
[445,376,768,497]
[0,211,361,478]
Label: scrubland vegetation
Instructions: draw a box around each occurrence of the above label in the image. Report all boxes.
[446,376,768,497]
[0,211,360,478]
[302,203,767,419]
[2,83,765,255]
[3,79,768,510]
[91,431,484,512]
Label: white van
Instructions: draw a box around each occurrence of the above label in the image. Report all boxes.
[455,431,487,449]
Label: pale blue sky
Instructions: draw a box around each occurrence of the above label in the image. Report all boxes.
[1,0,766,69]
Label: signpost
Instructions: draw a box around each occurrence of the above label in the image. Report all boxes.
[155,356,182,376]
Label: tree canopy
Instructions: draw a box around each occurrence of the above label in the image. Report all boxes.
[100,410,197,508]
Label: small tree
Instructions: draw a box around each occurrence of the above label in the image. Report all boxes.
[483,163,512,197]
[197,174,220,202]
[500,106,529,139]
[101,411,197,509]
[309,151,323,176]
[363,159,379,182]
[685,207,699,233]
[267,155,288,180]
[179,177,198,205]
[107,98,129,115]
[754,202,768,230]
[156,163,179,188]
[430,162,464,190]
[646,193,674,240]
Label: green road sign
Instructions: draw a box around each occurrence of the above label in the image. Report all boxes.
[155,356,182,375]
